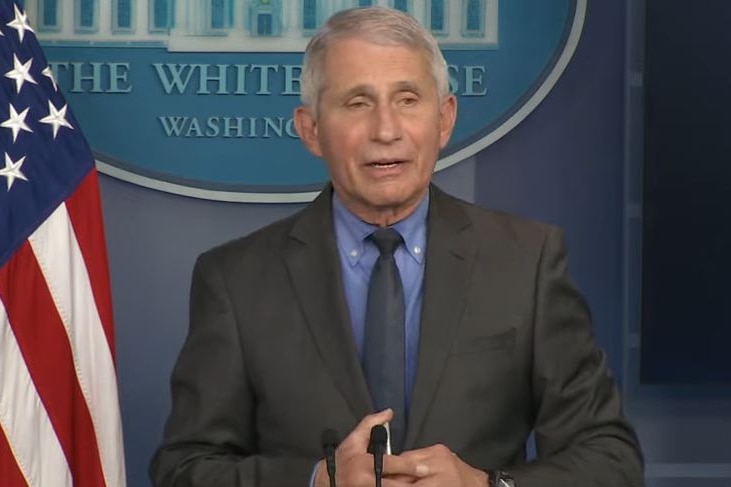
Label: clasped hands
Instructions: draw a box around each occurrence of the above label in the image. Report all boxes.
[315,409,489,487]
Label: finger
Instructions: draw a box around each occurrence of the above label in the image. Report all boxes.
[397,444,458,478]
[385,473,419,482]
[383,453,430,478]
[350,409,394,442]
[383,476,418,487]
[399,443,452,463]
[358,408,394,431]
[410,477,445,487]
[340,409,394,452]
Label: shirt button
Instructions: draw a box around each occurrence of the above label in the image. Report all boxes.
[350,249,358,257]
[414,246,422,255]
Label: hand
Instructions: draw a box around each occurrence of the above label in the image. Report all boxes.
[314,409,415,487]
[392,444,489,487]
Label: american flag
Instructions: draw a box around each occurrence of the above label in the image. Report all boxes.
[0,1,127,487]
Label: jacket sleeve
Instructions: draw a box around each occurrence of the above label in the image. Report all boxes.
[149,252,317,487]
[508,227,645,487]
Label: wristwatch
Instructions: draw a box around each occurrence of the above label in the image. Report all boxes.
[487,470,515,487]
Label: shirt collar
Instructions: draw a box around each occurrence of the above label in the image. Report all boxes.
[332,190,429,266]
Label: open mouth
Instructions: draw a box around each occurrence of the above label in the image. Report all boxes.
[369,159,405,168]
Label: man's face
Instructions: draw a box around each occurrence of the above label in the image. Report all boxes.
[295,37,457,224]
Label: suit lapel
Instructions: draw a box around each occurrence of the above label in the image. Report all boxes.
[285,186,373,421]
[405,187,478,448]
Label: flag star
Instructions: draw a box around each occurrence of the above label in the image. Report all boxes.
[6,4,34,43]
[42,66,58,91]
[5,54,37,93]
[1,104,33,142]
[0,152,28,191]
[40,100,73,138]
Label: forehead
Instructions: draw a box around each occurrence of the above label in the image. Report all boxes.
[319,37,434,89]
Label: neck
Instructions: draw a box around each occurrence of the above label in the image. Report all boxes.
[361,206,417,227]
[342,193,427,227]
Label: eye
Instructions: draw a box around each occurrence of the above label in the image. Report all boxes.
[399,95,419,106]
[346,97,370,109]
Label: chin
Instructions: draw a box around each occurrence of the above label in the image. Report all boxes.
[366,192,419,214]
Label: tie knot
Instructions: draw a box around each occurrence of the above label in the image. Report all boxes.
[370,228,402,256]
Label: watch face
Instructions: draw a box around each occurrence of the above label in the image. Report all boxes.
[495,471,516,487]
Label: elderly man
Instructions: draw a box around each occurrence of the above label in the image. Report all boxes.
[150,6,643,487]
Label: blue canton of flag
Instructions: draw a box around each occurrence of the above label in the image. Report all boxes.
[0,0,90,265]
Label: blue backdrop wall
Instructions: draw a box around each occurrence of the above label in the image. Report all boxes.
[99,1,731,486]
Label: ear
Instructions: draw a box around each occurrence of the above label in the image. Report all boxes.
[438,94,458,149]
[294,106,323,157]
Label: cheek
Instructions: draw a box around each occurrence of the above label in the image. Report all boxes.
[321,133,361,166]
[322,141,359,184]
[414,130,442,160]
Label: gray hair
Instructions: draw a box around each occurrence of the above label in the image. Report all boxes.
[300,6,450,114]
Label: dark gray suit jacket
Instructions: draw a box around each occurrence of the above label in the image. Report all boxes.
[150,185,643,487]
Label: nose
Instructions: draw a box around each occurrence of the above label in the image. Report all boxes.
[371,103,402,143]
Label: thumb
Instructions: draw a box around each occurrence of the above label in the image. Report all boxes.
[343,409,394,449]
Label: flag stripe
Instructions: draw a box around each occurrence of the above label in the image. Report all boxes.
[28,202,126,487]
[0,289,73,487]
[0,421,30,487]
[0,242,106,487]
[65,170,116,361]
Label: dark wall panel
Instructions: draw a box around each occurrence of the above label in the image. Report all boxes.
[642,0,731,383]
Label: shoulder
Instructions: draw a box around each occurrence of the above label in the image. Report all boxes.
[430,185,561,250]
[202,212,299,264]
[193,201,328,284]
[196,185,333,269]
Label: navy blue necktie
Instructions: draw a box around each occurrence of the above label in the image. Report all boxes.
[362,228,406,453]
